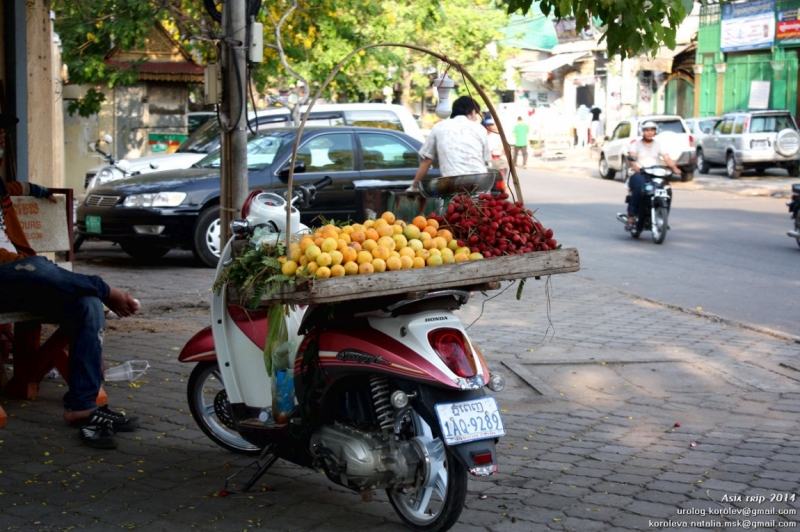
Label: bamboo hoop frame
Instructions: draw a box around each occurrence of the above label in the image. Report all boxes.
[284,42,524,252]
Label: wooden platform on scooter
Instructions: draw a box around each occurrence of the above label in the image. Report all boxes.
[228,248,580,306]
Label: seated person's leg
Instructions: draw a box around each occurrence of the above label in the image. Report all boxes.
[627,173,646,218]
[62,296,106,415]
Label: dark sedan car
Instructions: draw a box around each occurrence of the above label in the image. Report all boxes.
[77,127,443,267]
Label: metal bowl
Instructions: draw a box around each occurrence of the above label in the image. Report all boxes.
[418,172,496,198]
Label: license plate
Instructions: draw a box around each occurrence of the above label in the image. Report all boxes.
[85,215,101,233]
[655,189,669,198]
[753,140,769,148]
[434,396,505,445]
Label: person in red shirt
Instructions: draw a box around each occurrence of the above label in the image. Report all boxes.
[0,114,140,449]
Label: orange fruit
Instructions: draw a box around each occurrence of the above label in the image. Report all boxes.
[441,249,455,264]
[377,236,396,251]
[316,266,331,279]
[447,239,459,251]
[362,239,378,252]
[372,258,387,273]
[399,255,414,269]
[315,252,332,267]
[423,238,437,250]
[363,219,375,229]
[412,257,426,268]
[392,234,408,249]
[321,237,338,253]
[381,211,396,224]
[299,256,309,267]
[314,236,325,247]
[426,255,443,266]
[290,247,303,263]
[392,224,403,235]
[365,228,380,241]
[373,245,390,260]
[399,247,416,258]
[377,224,394,238]
[350,230,366,244]
[426,218,439,230]
[341,225,354,235]
[359,262,375,274]
[342,247,358,263]
[306,262,319,274]
[357,250,374,264]
[300,236,315,252]
[386,256,402,271]
[343,261,359,275]
[454,252,469,262]
[437,229,453,241]
[330,264,346,277]
[281,260,299,275]
[408,239,423,251]
[337,239,349,252]
[403,224,421,240]
[328,250,344,266]
[339,232,351,244]
[468,252,484,260]
[413,216,428,230]
[348,241,362,253]
[433,236,447,250]
[305,245,321,261]
[423,226,437,238]
[415,249,430,260]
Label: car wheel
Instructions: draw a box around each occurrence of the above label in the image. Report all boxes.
[193,205,222,268]
[120,242,170,260]
[726,153,742,179]
[696,150,710,174]
[621,159,630,183]
[788,163,800,178]
[681,170,694,182]
[599,155,616,180]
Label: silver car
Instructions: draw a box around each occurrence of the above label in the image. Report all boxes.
[599,115,696,182]
[695,110,800,178]
[684,117,720,137]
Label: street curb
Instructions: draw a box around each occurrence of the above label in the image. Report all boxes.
[634,294,800,344]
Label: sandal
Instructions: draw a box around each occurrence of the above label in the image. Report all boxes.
[78,423,118,450]
[70,405,139,433]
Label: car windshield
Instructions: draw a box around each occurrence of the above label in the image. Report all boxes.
[698,119,718,133]
[652,119,687,134]
[179,119,222,153]
[196,132,297,171]
[749,115,797,133]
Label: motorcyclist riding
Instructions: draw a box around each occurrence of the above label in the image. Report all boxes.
[625,121,681,230]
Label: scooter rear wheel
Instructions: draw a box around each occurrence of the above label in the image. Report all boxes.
[386,409,467,532]
[187,361,261,455]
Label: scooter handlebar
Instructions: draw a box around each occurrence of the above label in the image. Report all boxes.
[312,176,333,190]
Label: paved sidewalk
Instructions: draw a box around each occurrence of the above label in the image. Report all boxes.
[525,148,798,199]
[1,246,798,531]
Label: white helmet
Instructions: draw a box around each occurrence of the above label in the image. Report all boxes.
[641,120,659,132]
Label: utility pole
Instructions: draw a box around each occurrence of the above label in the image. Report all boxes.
[219,0,249,245]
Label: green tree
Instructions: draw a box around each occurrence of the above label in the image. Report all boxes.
[502,0,694,59]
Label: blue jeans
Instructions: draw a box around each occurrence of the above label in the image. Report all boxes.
[0,257,110,411]
[627,172,652,217]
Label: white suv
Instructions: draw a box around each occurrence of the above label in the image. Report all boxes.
[84,103,422,191]
[599,115,696,182]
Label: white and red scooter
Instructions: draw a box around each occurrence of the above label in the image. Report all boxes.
[179,176,506,532]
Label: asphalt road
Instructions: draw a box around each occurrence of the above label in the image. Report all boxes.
[515,168,799,336]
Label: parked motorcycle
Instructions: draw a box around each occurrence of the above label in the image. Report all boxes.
[85,135,133,191]
[616,166,673,244]
[787,183,800,248]
[179,175,506,532]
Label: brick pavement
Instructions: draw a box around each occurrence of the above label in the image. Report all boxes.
[1,244,798,531]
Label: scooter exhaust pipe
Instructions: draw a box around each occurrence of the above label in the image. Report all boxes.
[788,230,800,239]
[616,213,628,224]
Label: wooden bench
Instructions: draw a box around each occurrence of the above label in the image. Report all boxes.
[0,188,107,428]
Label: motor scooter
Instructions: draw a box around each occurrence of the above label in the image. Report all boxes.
[179,176,506,532]
[787,183,800,247]
[616,166,673,244]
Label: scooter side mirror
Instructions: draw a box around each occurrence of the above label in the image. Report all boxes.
[102,134,114,145]
[89,142,97,152]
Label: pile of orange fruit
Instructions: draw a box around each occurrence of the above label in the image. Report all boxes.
[280,212,484,278]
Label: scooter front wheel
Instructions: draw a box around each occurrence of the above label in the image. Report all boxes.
[187,361,261,455]
[386,409,467,532]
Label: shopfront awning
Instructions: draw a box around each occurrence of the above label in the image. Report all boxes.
[519,51,589,74]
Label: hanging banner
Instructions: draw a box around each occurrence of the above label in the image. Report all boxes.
[720,0,775,52]
[777,8,800,46]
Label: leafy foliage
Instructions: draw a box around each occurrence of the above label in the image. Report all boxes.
[502,0,691,59]
[213,242,296,309]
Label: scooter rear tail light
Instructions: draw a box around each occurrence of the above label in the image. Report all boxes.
[427,328,476,378]
[471,450,493,465]
[241,190,262,218]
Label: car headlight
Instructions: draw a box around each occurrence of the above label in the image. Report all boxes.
[123,192,187,208]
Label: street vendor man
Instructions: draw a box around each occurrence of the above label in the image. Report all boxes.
[0,114,140,449]
[406,96,490,194]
